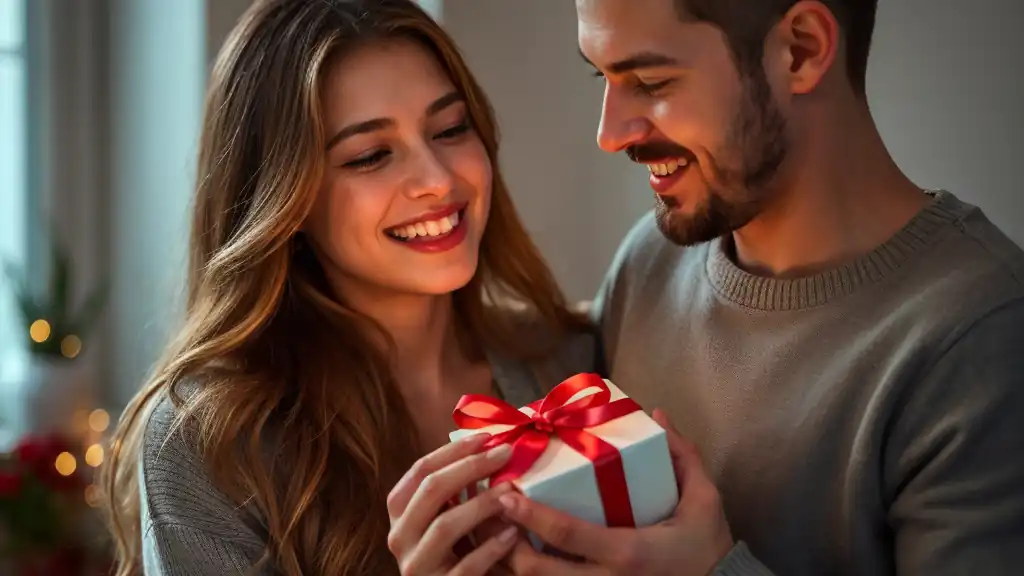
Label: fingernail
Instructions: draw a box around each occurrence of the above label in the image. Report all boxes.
[499,493,517,512]
[487,444,512,461]
[497,525,518,543]
[494,481,515,493]
[462,433,490,446]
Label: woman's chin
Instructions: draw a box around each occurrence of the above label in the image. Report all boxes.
[393,261,480,297]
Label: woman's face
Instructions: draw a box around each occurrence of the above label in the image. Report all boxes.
[306,38,492,301]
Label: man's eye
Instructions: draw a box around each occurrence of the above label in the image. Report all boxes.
[636,79,673,96]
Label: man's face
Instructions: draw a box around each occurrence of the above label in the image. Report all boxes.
[577,0,790,246]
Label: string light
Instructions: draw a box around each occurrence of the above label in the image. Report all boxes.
[85,444,104,467]
[29,319,51,343]
[88,409,110,433]
[60,334,82,358]
[55,452,77,476]
[84,484,101,507]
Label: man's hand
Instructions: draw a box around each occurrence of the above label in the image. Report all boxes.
[498,409,735,576]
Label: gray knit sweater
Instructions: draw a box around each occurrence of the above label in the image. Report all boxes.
[138,328,598,575]
[593,190,1024,575]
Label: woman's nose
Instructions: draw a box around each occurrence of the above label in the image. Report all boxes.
[405,147,456,199]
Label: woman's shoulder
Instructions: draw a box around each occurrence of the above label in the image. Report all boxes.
[140,384,206,491]
[139,386,268,564]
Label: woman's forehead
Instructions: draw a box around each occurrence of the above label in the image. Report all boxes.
[321,39,457,127]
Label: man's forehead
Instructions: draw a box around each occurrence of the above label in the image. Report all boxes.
[576,0,679,31]
[576,0,687,65]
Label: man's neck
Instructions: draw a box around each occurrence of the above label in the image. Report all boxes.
[732,98,928,278]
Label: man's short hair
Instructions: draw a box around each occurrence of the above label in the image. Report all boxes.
[675,0,878,94]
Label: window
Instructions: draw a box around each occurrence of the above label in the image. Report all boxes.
[0,0,27,357]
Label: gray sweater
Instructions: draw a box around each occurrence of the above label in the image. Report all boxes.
[593,190,1024,575]
[138,327,597,575]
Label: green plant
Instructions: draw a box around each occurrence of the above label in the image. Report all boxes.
[1,234,107,359]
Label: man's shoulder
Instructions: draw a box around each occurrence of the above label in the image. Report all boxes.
[612,210,674,269]
[607,209,707,285]
[917,190,1024,322]
[942,191,1024,285]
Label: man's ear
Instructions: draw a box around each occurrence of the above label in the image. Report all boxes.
[772,0,841,95]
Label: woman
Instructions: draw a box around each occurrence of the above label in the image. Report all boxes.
[99,0,595,574]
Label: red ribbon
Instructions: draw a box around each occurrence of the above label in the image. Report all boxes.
[452,373,641,527]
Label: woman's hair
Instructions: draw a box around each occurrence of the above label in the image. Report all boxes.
[99,0,585,574]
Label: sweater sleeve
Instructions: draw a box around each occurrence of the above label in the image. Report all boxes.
[710,543,776,576]
[884,298,1024,574]
[714,299,1024,576]
[139,397,271,575]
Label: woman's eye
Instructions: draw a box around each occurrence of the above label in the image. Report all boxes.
[343,149,390,169]
[339,123,471,170]
[435,122,471,140]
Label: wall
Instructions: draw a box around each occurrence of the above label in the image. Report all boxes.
[105,0,206,404]
[443,0,647,301]
[441,0,1024,301]
[416,0,443,20]
[3,0,112,423]
[207,0,254,63]
[869,0,1024,246]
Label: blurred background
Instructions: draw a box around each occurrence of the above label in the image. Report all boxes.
[0,0,1021,572]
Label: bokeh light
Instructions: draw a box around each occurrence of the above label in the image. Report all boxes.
[29,319,51,343]
[55,451,77,476]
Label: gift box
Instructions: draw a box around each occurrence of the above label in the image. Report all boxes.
[449,373,679,539]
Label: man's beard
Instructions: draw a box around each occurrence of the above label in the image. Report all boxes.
[653,70,789,247]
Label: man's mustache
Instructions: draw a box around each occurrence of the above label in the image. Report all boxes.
[626,141,693,163]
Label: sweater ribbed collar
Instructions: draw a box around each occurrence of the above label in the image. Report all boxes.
[705,190,970,311]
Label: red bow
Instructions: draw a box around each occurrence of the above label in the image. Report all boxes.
[452,373,641,527]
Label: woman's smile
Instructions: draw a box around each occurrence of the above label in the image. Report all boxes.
[384,201,469,253]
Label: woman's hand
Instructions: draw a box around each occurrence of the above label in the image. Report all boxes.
[387,433,520,576]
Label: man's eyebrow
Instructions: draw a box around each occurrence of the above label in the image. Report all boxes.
[325,91,464,151]
[578,49,680,75]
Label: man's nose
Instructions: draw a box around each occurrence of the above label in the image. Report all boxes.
[596,86,650,153]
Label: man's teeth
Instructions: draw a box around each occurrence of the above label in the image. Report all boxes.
[389,211,460,240]
[647,158,689,177]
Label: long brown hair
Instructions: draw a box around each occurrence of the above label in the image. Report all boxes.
[99,1,584,574]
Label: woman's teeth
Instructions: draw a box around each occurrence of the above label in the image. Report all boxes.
[388,211,461,240]
[647,158,689,177]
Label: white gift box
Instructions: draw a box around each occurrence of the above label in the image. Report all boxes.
[449,378,678,535]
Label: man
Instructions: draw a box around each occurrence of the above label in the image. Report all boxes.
[495,0,1024,574]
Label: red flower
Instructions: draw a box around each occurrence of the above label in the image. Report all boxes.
[12,433,82,492]
[14,434,72,467]
[0,470,22,498]
[16,546,87,576]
